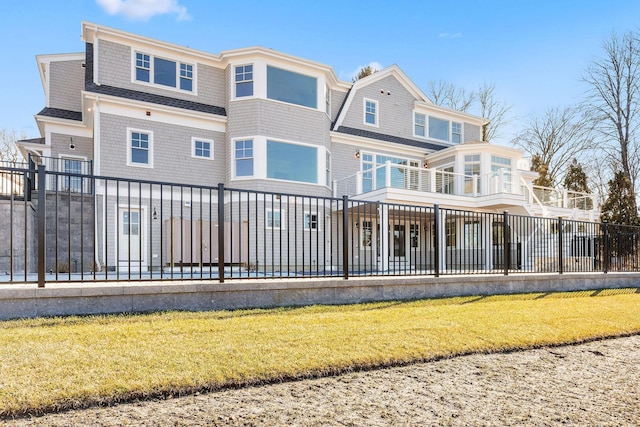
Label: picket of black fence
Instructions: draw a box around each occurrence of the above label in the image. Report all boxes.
[1,165,640,287]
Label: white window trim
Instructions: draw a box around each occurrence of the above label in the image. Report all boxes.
[414,112,426,138]
[266,209,285,230]
[364,98,378,127]
[191,137,214,160]
[325,85,331,116]
[424,115,464,143]
[265,138,321,186]
[233,63,254,100]
[304,212,319,231]
[126,128,154,169]
[231,137,255,180]
[131,50,197,95]
[58,154,89,193]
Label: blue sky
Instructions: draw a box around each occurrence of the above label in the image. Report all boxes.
[2,0,640,145]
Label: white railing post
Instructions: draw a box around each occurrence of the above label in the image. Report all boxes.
[385,161,391,188]
[430,169,436,193]
[563,190,569,208]
[332,179,338,198]
[499,169,504,193]
[473,175,478,197]
[355,173,362,195]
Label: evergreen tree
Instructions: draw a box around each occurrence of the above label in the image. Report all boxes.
[563,158,592,209]
[600,170,639,225]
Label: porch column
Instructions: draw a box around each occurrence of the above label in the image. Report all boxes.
[379,204,389,272]
[429,169,436,193]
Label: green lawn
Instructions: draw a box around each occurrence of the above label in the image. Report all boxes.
[1,288,639,417]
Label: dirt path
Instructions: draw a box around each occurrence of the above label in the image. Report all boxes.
[6,335,640,426]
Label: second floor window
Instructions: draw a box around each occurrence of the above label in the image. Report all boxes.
[234,139,253,177]
[134,52,194,92]
[235,65,253,97]
[365,99,377,126]
[129,130,152,167]
[192,138,213,160]
[414,113,426,137]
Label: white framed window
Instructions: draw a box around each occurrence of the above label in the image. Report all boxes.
[235,64,253,97]
[414,113,426,137]
[60,155,88,193]
[267,209,284,229]
[464,221,481,248]
[267,66,317,108]
[192,137,213,160]
[452,122,462,143]
[410,224,420,249]
[464,154,481,194]
[133,51,195,92]
[304,212,318,231]
[446,221,456,247]
[427,116,463,143]
[267,139,318,184]
[325,85,331,115]
[325,151,331,187]
[364,99,378,126]
[234,139,254,177]
[127,128,153,168]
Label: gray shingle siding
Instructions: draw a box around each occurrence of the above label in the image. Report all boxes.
[98,112,225,186]
[341,75,417,139]
[51,133,93,160]
[464,122,482,142]
[49,60,84,112]
[96,39,226,107]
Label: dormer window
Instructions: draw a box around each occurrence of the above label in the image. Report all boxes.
[134,52,194,92]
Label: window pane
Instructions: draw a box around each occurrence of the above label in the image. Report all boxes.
[136,68,150,82]
[236,159,253,176]
[154,57,176,87]
[428,117,449,141]
[236,81,253,97]
[131,149,148,164]
[267,66,317,108]
[180,77,192,91]
[267,140,317,183]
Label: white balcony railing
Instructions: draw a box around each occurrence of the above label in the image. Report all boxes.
[333,161,598,213]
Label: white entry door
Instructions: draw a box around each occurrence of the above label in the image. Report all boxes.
[118,208,144,270]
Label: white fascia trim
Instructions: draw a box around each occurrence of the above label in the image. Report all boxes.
[221,47,350,90]
[35,115,90,137]
[82,21,222,68]
[425,142,524,163]
[330,131,434,158]
[83,92,226,132]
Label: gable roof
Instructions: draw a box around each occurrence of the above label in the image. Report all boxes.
[333,65,433,131]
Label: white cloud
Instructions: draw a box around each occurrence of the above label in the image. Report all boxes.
[347,61,384,82]
[96,0,191,21]
[438,32,462,39]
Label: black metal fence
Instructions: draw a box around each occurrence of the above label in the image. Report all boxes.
[2,165,640,286]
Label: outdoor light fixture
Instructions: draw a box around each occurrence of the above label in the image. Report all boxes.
[355,150,360,159]
[69,137,75,150]
[355,222,359,229]
[152,207,158,220]
[423,161,429,169]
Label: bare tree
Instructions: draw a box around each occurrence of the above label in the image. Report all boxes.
[477,83,511,143]
[511,107,595,186]
[0,128,23,163]
[426,80,475,112]
[426,81,510,142]
[583,31,640,199]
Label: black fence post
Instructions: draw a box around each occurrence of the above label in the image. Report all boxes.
[37,165,46,288]
[217,183,225,283]
[603,221,609,273]
[503,210,510,276]
[434,204,440,278]
[342,195,349,280]
[558,217,564,274]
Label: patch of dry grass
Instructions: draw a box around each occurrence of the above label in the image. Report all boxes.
[1,288,639,417]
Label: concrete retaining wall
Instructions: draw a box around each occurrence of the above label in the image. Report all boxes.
[1,273,639,320]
